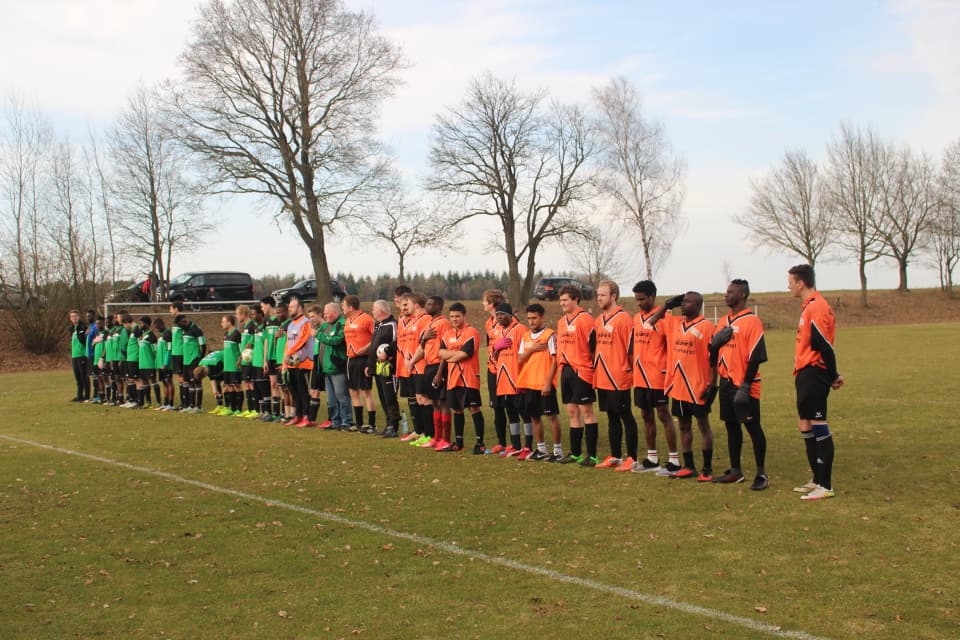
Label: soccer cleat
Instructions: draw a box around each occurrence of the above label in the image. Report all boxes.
[556,453,582,464]
[431,439,451,451]
[245,411,260,419]
[546,453,562,463]
[793,481,817,493]
[527,450,549,462]
[400,432,421,442]
[579,456,599,468]
[208,407,221,414]
[499,446,520,458]
[697,469,714,482]
[347,424,360,432]
[488,444,506,455]
[282,417,299,426]
[800,485,834,500]
[318,419,333,429]
[295,418,316,428]
[713,469,746,484]
[381,427,398,438]
[595,455,623,469]
[614,456,636,472]
[633,458,661,473]
[361,425,377,434]
[419,438,437,448]
[471,443,486,455]
[671,467,697,479]
[657,462,682,477]
[750,474,770,491]
[438,443,461,452]
[517,447,533,460]
[410,435,431,446]
[189,407,202,414]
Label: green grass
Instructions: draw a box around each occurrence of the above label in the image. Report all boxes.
[1,324,959,639]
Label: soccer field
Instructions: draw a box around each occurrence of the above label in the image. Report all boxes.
[1,324,958,639]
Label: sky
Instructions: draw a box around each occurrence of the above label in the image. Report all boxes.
[2,0,959,294]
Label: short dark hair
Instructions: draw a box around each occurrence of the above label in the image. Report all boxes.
[731,278,750,298]
[223,314,236,326]
[169,299,184,310]
[558,284,581,301]
[526,303,545,315]
[154,317,166,331]
[394,285,412,297]
[788,264,816,288]
[260,295,276,307]
[85,309,96,316]
[428,295,445,308]
[121,313,133,324]
[449,302,467,314]
[139,315,152,326]
[174,313,187,324]
[632,280,657,297]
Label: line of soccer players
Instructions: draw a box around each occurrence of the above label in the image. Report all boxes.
[71,264,842,500]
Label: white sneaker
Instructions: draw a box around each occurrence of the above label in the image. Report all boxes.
[793,481,818,493]
[800,485,835,501]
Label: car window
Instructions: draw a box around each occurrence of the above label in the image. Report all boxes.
[170,273,193,286]
[190,275,205,287]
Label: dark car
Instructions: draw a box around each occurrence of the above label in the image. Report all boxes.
[271,278,347,304]
[104,280,149,304]
[167,271,254,305]
[533,277,595,301]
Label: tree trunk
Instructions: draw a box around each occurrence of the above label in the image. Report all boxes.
[309,233,332,304]
[398,252,405,283]
[897,259,909,292]
[858,249,869,308]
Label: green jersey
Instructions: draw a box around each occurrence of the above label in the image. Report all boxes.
[105,326,117,362]
[126,327,141,363]
[170,323,183,356]
[156,329,171,369]
[252,321,265,367]
[70,322,87,358]
[239,320,257,352]
[181,322,205,364]
[138,330,157,369]
[93,332,106,364]
[263,317,281,364]
[199,350,224,367]
[274,319,290,362]
[222,328,242,373]
[116,326,130,361]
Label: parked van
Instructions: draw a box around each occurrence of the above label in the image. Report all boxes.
[167,271,254,304]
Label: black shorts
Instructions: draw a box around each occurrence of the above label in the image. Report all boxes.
[487,371,503,408]
[522,388,559,418]
[138,368,155,384]
[671,398,710,418]
[171,355,183,375]
[347,357,372,390]
[252,362,266,382]
[397,376,416,399]
[183,360,200,383]
[311,356,325,391]
[560,365,595,405]
[634,387,668,410]
[124,361,139,378]
[597,389,631,414]
[223,370,241,385]
[448,387,482,411]
[718,378,761,425]
[157,367,172,382]
[267,360,279,376]
[497,393,524,413]
[795,366,832,421]
[423,364,446,403]
[241,364,254,382]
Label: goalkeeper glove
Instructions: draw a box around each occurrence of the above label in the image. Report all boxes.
[734,382,752,405]
[710,326,734,352]
[664,294,684,310]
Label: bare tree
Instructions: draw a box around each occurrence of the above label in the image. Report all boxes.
[825,123,885,307]
[85,128,122,288]
[872,145,939,292]
[167,0,402,302]
[357,187,452,282]
[111,86,209,298]
[593,76,685,279]
[928,139,960,292]
[566,221,628,288]
[428,73,597,303]
[737,149,833,267]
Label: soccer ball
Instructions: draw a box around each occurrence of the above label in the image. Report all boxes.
[240,348,253,364]
[286,353,301,366]
[376,343,390,361]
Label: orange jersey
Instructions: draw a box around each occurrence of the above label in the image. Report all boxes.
[395,313,420,378]
[794,293,836,375]
[633,307,668,390]
[343,310,374,359]
[556,308,595,385]
[409,312,431,374]
[441,324,482,390]
[516,327,558,390]
[717,308,767,398]
[422,314,451,366]
[484,315,499,373]
[593,307,633,391]
[663,314,715,404]
[494,319,525,396]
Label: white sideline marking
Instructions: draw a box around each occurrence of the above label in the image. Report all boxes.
[2,434,826,640]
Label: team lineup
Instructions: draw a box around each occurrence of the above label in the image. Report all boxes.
[66,264,843,501]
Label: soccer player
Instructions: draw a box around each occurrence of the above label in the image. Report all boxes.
[282,296,315,427]
[397,292,426,442]
[788,264,843,501]
[251,306,270,419]
[122,313,141,408]
[169,300,186,410]
[435,302,485,453]
[651,292,716,481]
[135,316,158,408]
[367,299,401,437]
[84,309,99,401]
[109,312,127,406]
[517,304,562,461]
[220,314,243,415]
[193,350,225,402]
[554,285,599,465]
[492,302,529,457]
[710,279,769,490]
[236,305,260,417]
[68,309,89,402]
[410,295,452,449]
[260,296,284,422]
[274,300,294,422]
[90,315,106,403]
[314,302,350,429]
[342,295,377,433]
[632,280,681,475]
[176,313,207,413]
[482,289,510,453]
[592,281,639,472]
[305,304,325,427]
[154,317,175,410]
